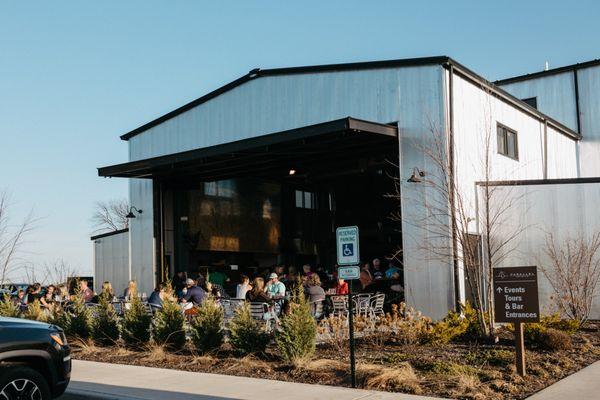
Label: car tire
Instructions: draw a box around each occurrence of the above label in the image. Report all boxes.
[0,365,51,400]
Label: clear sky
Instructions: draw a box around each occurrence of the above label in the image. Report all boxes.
[1,0,599,281]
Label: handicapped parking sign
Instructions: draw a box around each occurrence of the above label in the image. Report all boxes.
[336,226,359,265]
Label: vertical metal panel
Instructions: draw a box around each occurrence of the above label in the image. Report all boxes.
[498,72,578,132]
[129,179,156,295]
[93,231,129,296]
[575,66,600,177]
[484,182,600,319]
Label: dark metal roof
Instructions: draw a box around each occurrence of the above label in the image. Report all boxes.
[90,228,129,241]
[118,56,581,142]
[101,117,398,179]
[495,59,600,85]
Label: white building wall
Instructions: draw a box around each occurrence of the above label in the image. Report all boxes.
[93,231,129,295]
[499,65,600,177]
[483,182,600,319]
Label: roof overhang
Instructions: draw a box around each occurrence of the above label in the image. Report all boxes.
[99,117,398,181]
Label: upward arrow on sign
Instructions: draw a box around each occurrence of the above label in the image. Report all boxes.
[496,287,503,293]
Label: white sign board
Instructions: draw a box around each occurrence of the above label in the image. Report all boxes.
[336,226,360,266]
[338,266,360,280]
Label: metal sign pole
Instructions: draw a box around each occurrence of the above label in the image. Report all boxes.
[515,322,526,376]
[348,278,356,388]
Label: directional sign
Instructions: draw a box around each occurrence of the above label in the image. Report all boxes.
[336,226,360,266]
[493,266,540,323]
[338,266,360,280]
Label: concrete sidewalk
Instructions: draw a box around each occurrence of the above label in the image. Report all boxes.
[62,360,441,400]
[526,360,600,399]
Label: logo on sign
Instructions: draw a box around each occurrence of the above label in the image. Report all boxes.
[343,243,354,257]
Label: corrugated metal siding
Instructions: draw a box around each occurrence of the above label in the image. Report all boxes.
[93,231,129,295]
[576,66,600,177]
[129,179,155,295]
[498,72,578,132]
[484,182,600,319]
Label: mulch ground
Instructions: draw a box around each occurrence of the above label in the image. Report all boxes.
[72,323,600,400]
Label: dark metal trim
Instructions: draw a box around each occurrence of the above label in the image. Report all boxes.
[475,177,600,187]
[119,55,579,142]
[574,69,582,134]
[495,58,600,85]
[101,117,398,178]
[90,228,129,241]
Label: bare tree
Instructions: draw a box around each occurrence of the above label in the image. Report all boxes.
[541,232,600,325]
[91,199,129,233]
[395,97,526,338]
[41,258,78,285]
[0,190,37,284]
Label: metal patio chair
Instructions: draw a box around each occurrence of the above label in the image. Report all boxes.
[330,295,348,317]
[369,293,386,319]
[352,294,372,318]
[249,302,276,332]
[310,300,325,320]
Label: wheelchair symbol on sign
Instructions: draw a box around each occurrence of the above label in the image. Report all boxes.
[342,243,354,257]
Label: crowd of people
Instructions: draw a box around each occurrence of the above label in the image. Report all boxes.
[3,258,404,319]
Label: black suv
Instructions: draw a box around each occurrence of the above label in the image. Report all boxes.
[0,317,71,399]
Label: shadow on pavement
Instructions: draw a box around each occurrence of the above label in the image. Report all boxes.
[58,381,240,400]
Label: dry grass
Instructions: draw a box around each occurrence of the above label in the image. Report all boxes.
[190,355,218,367]
[113,346,135,357]
[142,343,177,363]
[71,338,99,356]
[223,355,273,374]
[356,362,422,394]
[296,358,346,372]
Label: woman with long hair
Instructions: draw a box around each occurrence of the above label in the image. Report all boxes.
[245,277,270,303]
[124,280,137,300]
[99,281,114,302]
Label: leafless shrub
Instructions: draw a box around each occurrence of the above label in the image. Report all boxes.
[41,258,78,285]
[542,232,600,324]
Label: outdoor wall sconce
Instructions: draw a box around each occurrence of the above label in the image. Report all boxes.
[407,167,426,183]
[125,206,143,219]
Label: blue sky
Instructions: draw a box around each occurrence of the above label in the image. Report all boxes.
[1,0,599,280]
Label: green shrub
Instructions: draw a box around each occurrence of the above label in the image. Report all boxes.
[464,349,513,367]
[152,297,186,350]
[0,295,20,318]
[540,314,579,335]
[47,305,71,332]
[67,294,92,339]
[228,303,270,355]
[190,299,224,354]
[122,296,152,346]
[23,300,49,322]
[275,286,316,363]
[421,303,483,345]
[91,297,120,346]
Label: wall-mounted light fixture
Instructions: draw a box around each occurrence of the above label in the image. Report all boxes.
[125,206,143,219]
[407,167,426,183]
[288,169,296,176]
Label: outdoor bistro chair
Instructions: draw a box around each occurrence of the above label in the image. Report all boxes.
[352,294,372,318]
[310,300,325,320]
[369,293,385,318]
[249,302,276,332]
[330,295,348,317]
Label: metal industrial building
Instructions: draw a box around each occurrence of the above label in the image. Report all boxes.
[96,56,598,319]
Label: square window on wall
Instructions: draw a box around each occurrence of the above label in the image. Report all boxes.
[497,123,518,160]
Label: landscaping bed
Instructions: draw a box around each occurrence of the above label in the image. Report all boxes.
[71,322,600,400]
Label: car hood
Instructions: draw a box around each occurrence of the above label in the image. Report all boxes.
[0,317,54,330]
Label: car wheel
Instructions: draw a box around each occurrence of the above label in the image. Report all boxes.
[0,366,51,400]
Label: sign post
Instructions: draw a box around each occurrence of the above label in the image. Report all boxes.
[493,266,540,376]
[336,226,360,388]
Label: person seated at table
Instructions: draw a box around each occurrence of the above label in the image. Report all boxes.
[305,274,326,303]
[181,278,207,306]
[55,284,70,303]
[172,271,187,298]
[301,264,314,281]
[265,273,286,300]
[245,277,271,303]
[390,272,404,293]
[40,285,56,307]
[148,283,166,307]
[13,289,26,306]
[208,266,230,287]
[385,261,401,279]
[332,277,349,295]
[236,275,252,299]
[98,281,114,303]
[359,262,373,290]
[123,280,137,300]
[77,280,94,303]
[372,258,385,279]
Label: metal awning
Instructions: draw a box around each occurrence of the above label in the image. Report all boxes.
[98,117,398,181]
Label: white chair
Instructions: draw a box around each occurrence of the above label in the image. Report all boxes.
[352,294,371,318]
[369,293,385,318]
[330,295,348,317]
[249,302,276,332]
